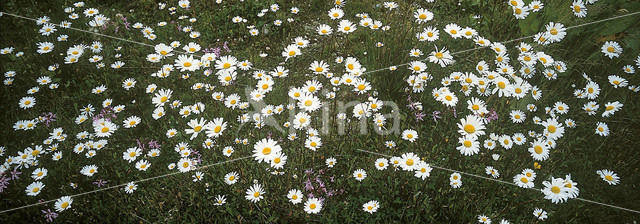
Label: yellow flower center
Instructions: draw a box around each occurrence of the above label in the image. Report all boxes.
[464,124,475,134]
[551,186,561,194]
[547,125,557,133]
[406,159,414,166]
[534,145,543,154]
[445,95,452,101]
[262,147,271,155]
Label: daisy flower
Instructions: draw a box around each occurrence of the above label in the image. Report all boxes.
[305,136,322,151]
[135,159,150,171]
[205,118,227,138]
[123,116,141,128]
[252,138,282,163]
[245,184,265,203]
[185,118,207,140]
[174,55,199,72]
[328,7,344,20]
[428,46,454,67]
[54,196,73,212]
[457,115,486,138]
[514,173,535,188]
[270,152,287,169]
[177,158,193,173]
[80,165,98,177]
[287,189,303,204]
[602,101,623,117]
[533,208,548,220]
[542,177,570,203]
[122,147,141,163]
[363,200,380,214]
[93,119,118,138]
[485,166,500,178]
[541,118,564,140]
[282,44,301,61]
[304,198,323,214]
[414,8,433,24]
[326,157,337,168]
[338,20,356,33]
[595,122,609,136]
[36,42,54,54]
[529,138,549,161]
[124,182,137,194]
[601,41,622,58]
[478,215,491,224]
[401,129,418,142]
[374,158,388,170]
[317,24,333,35]
[608,75,627,88]
[444,23,462,38]
[457,135,480,156]
[309,61,329,74]
[597,169,620,185]
[571,0,587,18]
[214,195,227,206]
[414,162,433,180]
[353,168,367,181]
[25,181,45,196]
[509,110,526,123]
[18,96,36,109]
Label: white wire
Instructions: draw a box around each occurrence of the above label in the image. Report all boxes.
[355,148,640,214]
[0,156,252,214]
[1,8,638,216]
[360,11,640,76]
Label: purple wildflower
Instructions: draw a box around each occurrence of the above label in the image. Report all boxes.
[10,169,21,180]
[432,111,442,123]
[40,112,56,127]
[93,179,108,187]
[42,209,58,223]
[487,109,499,122]
[415,112,426,121]
[148,140,161,149]
[0,175,9,193]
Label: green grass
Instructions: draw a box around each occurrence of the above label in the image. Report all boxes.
[1,0,640,222]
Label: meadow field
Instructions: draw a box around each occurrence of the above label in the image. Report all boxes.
[0,0,639,223]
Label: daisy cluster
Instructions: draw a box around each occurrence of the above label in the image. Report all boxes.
[0,0,638,222]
